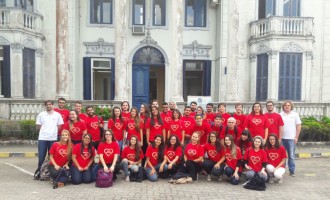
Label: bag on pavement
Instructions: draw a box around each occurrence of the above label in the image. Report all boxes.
[95,169,113,188]
[243,173,266,191]
[39,159,51,181]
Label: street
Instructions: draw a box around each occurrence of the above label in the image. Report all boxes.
[0,157,329,200]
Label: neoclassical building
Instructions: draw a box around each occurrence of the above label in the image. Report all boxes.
[0,0,327,109]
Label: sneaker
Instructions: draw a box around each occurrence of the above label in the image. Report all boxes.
[186,177,193,183]
[125,176,130,182]
[269,177,274,184]
[168,178,174,183]
[290,172,296,177]
[57,182,65,188]
[277,178,283,183]
[207,175,211,181]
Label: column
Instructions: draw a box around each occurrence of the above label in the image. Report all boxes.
[35,48,43,99]
[56,0,69,98]
[11,44,23,98]
[305,51,313,102]
[267,50,279,101]
[169,0,184,102]
[249,54,257,102]
[114,0,128,101]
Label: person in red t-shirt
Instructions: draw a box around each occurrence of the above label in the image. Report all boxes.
[48,129,72,187]
[196,106,206,120]
[71,133,95,184]
[191,114,212,145]
[217,103,231,125]
[126,107,144,145]
[121,101,131,121]
[145,135,167,182]
[54,97,70,140]
[96,130,120,181]
[243,136,268,182]
[219,117,242,145]
[120,135,144,182]
[85,106,104,150]
[265,134,287,183]
[244,102,269,140]
[265,101,284,139]
[236,129,253,156]
[181,106,196,145]
[160,102,172,135]
[205,103,215,125]
[165,135,182,177]
[108,106,126,152]
[222,134,243,185]
[177,132,204,181]
[189,101,197,117]
[233,103,246,130]
[211,115,224,137]
[146,106,166,144]
[74,101,87,122]
[201,132,223,181]
[139,103,151,166]
[62,110,87,144]
[168,109,184,145]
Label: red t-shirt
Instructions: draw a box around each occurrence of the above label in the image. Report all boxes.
[236,139,252,156]
[244,147,268,172]
[191,122,212,145]
[79,113,87,122]
[107,118,126,141]
[54,108,69,123]
[205,112,215,124]
[126,118,144,141]
[244,114,269,139]
[62,121,87,141]
[219,126,242,140]
[160,112,172,130]
[49,142,70,166]
[84,115,104,142]
[121,112,130,122]
[189,112,196,118]
[146,145,161,167]
[184,143,204,162]
[211,124,223,137]
[97,141,120,164]
[233,113,246,130]
[181,116,196,137]
[264,113,284,137]
[121,146,144,162]
[203,143,222,162]
[165,146,182,164]
[217,113,231,125]
[168,119,183,142]
[223,146,242,171]
[265,146,287,168]
[72,143,95,168]
[145,118,164,142]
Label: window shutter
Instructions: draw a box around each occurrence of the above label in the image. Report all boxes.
[83,57,91,100]
[2,45,11,98]
[204,60,211,96]
[110,57,115,100]
[256,54,268,101]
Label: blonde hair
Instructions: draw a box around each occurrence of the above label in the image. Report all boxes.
[282,100,294,110]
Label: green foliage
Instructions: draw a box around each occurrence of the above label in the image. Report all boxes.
[19,120,38,140]
[300,117,330,141]
[94,106,112,121]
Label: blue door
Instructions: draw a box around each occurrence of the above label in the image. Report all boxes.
[132,65,149,109]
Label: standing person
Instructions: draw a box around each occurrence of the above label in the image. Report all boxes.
[205,103,215,125]
[191,114,212,145]
[265,134,287,183]
[85,106,104,149]
[108,107,126,151]
[236,129,253,156]
[243,136,268,182]
[74,101,87,122]
[121,101,131,121]
[265,101,284,140]
[280,100,301,177]
[97,130,120,181]
[233,103,246,130]
[35,100,64,176]
[219,117,242,145]
[168,101,177,114]
[244,102,269,140]
[48,129,72,187]
[126,107,144,145]
[62,110,87,144]
[54,97,70,140]
[151,99,159,108]
[160,102,172,136]
[217,103,231,125]
[120,136,144,181]
[140,103,150,166]
[145,135,167,182]
[165,135,182,177]
[146,106,166,144]
[71,133,95,184]
[181,106,196,145]
[189,101,197,117]
[168,109,184,145]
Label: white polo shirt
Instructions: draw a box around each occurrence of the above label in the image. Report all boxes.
[280,111,302,139]
[36,110,64,141]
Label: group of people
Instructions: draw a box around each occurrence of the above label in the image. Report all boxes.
[35,98,301,188]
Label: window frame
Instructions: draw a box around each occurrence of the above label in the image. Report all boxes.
[90,58,113,101]
[184,0,207,28]
[90,0,113,25]
[256,54,268,101]
[15,0,34,12]
[132,0,146,25]
[152,0,166,26]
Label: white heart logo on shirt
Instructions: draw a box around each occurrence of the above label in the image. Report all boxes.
[127,154,135,161]
[184,121,191,128]
[71,127,80,134]
[115,123,122,130]
[251,156,260,164]
[104,148,113,157]
[128,123,135,130]
[91,122,99,129]
[225,153,232,161]
[269,153,278,160]
[252,118,262,125]
[152,152,158,160]
[188,149,196,156]
[81,152,90,160]
[167,151,175,159]
[59,149,67,157]
[171,125,179,131]
[208,150,217,158]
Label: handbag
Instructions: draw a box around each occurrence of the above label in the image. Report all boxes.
[95,169,113,188]
[243,173,266,191]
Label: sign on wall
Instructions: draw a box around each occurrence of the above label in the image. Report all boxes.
[187,96,212,109]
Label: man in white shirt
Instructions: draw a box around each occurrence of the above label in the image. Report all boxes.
[36,100,64,173]
[280,100,302,177]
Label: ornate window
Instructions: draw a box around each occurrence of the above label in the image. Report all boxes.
[133,47,165,65]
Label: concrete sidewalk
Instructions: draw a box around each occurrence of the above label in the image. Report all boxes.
[1,144,330,158]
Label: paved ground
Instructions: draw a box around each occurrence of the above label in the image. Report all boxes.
[0,157,329,200]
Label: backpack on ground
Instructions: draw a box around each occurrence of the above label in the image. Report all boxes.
[39,159,50,181]
[243,173,266,191]
[95,169,113,188]
[52,168,70,189]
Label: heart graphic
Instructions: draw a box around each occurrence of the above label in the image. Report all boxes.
[236,120,241,125]
[198,131,205,136]
[59,149,67,157]
[71,127,81,134]
[188,149,196,156]
[81,152,90,160]
[268,118,274,125]
[167,151,175,159]
[184,121,191,128]
[128,123,135,130]
[154,123,161,129]
[104,148,113,157]
[269,153,278,160]
[127,154,135,161]
[115,123,123,130]
[250,156,260,164]
[165,117,171,123]
[91,122,99,129]
[171,125,178,131]
[252,118,262,125]
[208,150,217,158]
[152,152,158,160]
[225,153,232,161]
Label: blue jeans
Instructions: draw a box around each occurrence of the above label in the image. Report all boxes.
[246,170,268,182]
[224,166,241,185]
[38,140,55,170]
[70,165,93,184]
[282,139,295,173]
[117,140,123,153]
[146,163,168,182]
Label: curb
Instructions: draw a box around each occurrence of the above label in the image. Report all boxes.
[295,152,330,158]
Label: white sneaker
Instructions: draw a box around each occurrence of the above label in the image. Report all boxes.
[125,176,130,182]
[269,177,274,184]
[277,178,283,183]
[207,175,211,181]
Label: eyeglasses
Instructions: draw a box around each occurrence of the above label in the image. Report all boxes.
[105,134,111,136]
[266,105,273,107]
[84,137,91,140]
[195,117,202,120]
[210,136,216,138]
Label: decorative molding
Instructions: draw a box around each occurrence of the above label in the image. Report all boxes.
[183,40,212,59]
[11,43,23,53]
[0,36,10,45]
[139,30,158,46]
[306,50,313,60]
[132,46,165,65]
[84,38,115,56]
[249,53,257,62]
[280,42,304,52]
[36,48,43,57]
[256,44,270,54]
[22,37,37,49]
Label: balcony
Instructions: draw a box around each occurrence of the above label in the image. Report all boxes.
[249,16,314,42]
[0,8,43,37]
